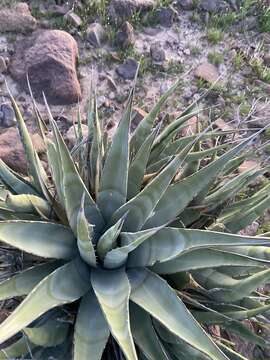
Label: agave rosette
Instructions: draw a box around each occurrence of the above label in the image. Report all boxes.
[0,79,270,360]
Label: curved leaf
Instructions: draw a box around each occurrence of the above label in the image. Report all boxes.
[130,303,169,360]
[48,110,104,234]
[127,228,270,267]
[0,261,61,301]
[24,320,69,347]
[128,130,157,199]
[10,94,47,193]
[97,215,126,260]
[0,336,35,359]
[145,132,261,228]
[151,248,267,274]
[0,259,91,344]
[208,268,270,302]
[0,159,37,195]
[0,221,77,259]
[74,289,110,360]
[6,193,52,218]
[111,146,192,232]
[128,268,228,360]
[91,268,137,360]
[104,227,161,269]
[98,93,133,221]
[130,78,181,156]
[77,194,96,267]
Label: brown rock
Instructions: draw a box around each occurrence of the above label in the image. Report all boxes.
[10,30,81,105]
[194,62,219,84]
[64,11,82,28]
[116,21,135,49]
[0,127,45,174]
[0,2,37,33]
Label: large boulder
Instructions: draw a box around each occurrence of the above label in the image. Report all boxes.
[0,3,37,33]
[0,127,45,174]
[108,0,155,24]
[10,30,81,105]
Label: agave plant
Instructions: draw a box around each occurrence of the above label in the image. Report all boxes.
[1,77,270,360]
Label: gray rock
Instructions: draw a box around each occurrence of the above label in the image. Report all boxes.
[116,21,135,49]
[150,42,166,63]
[0,2,37,33]
[0,103,16,128]
[64,11,82,28]
[199,0,229,12]
[116,58,139,79]
[176,0,196,10]
[0,57,7,74]
[86,23,106,47]
[154,7,174,27]
[0,74,5,84]
[108,0,155,24]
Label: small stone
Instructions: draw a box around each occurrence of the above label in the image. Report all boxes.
[0,74,5,84]
[264,53,270,67]
[115,21,135,49]
[0,57,7,74]
[108,91,116,100]
[183,48,190,56]
[97,95,106,108]
[248,102,270,128]
[194,62,219,84]
[131,107,148,131]
[176,0,195,10]
[0,103,16,128]
[150,42,166,63]
[116,58,139,80]
[64,11,82,28]
[154,7,174,27]
[86,23,106,47]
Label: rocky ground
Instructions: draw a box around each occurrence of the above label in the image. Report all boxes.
[1,0,270,357]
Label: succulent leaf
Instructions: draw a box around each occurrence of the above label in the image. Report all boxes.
[92,268,137,360]
[0,259,91,344]
[74,289,110,360]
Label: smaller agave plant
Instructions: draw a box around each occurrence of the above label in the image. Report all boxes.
[1,76,270,360]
